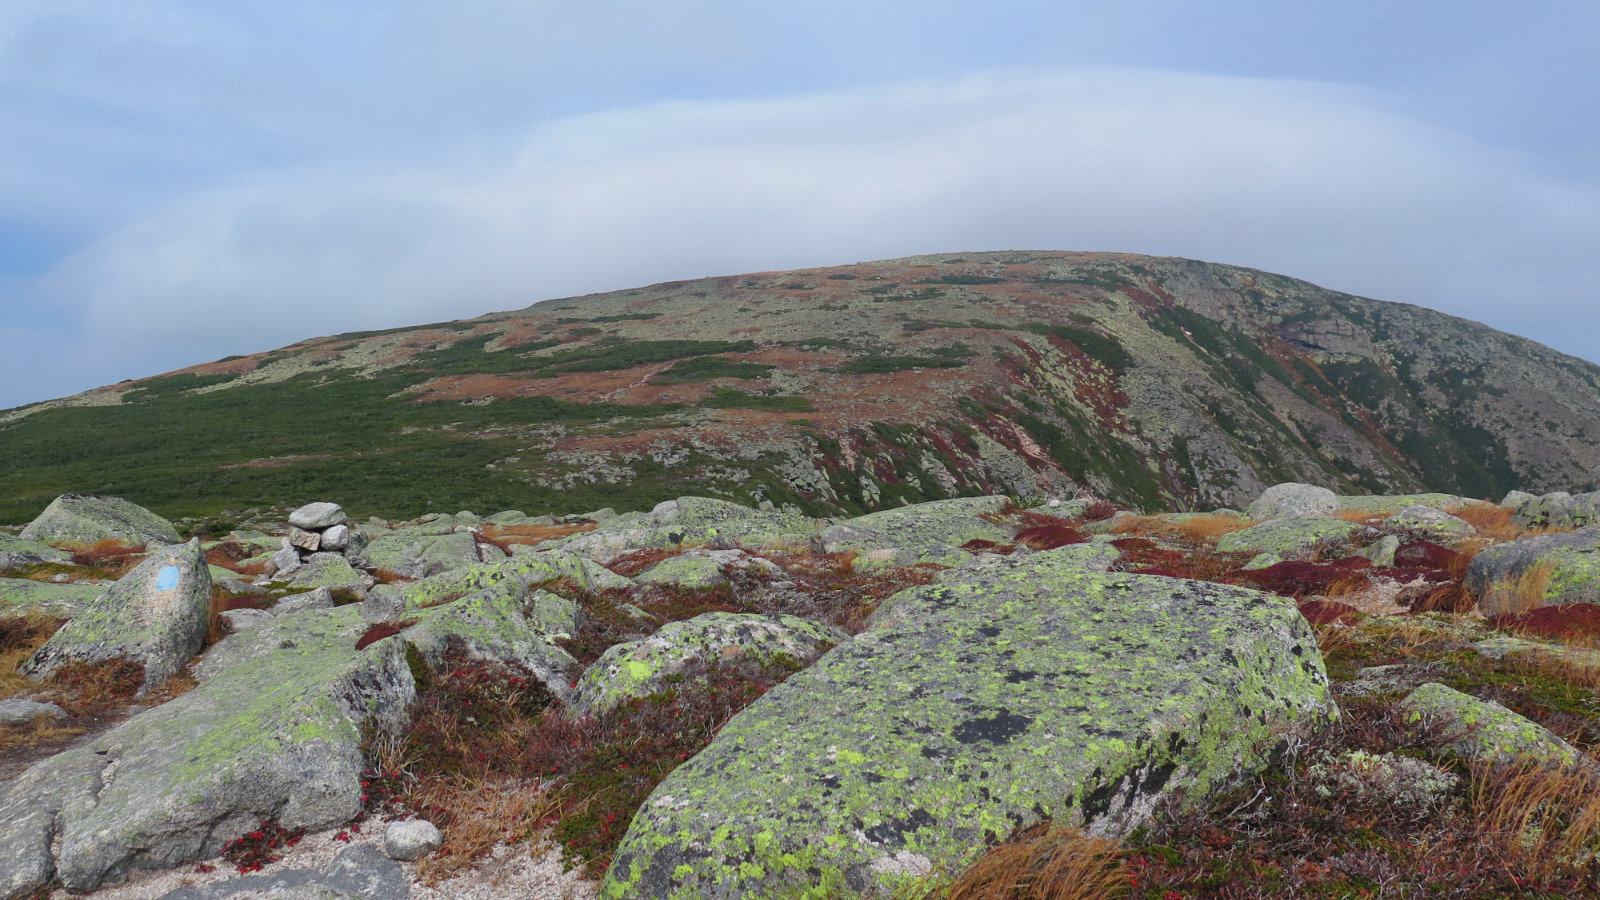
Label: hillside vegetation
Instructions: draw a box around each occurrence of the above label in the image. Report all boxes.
[3,251,1599,523]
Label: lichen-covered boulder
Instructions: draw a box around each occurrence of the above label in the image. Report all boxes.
[1337,493,1474,516]
[20,540,211,694]
[0,577,105,617]
[362,528,487,579]
[636,555,728,588]
[1465,526,1600,616]
[287,553,366,593]
[400,584,580,703]
[365,550,633,622]
[0,533,71,570]
[19,494,181,548]
[554,497,823,563]
[1383,505,1474,542]
[603,552,1334,898]
[1512,491,1600,530]
[1215,517,1361,559]
[1356,535,1401,567]
[1401,682,1590,769]
[821,496,1011,555]
[1248,483,1337,520]
[572,613,844,718]
[0,606,415,897]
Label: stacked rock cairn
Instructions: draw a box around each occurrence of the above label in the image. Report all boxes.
[271,502,355,574]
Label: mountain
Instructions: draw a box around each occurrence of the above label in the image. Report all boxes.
[3,250,1599,523]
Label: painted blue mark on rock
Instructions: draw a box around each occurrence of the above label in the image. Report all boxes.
[156,566,181,591]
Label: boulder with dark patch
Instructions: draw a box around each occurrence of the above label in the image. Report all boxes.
[603,549,1333,898]
[1466,526,1600,616]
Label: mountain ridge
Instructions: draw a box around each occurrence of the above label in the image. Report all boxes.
[3,250,1598,523]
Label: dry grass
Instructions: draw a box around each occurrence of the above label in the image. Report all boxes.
[0,614,66,699]
[411,779,555,884]
[924,823,1128,900]
[1173,514,1255,544]
[1333,508,1384,525]
[1451,504,1519,542]
[0,714,84,752]
[480,522,596,553]
[1470,759,1600,882]
[1480,561,1556,617]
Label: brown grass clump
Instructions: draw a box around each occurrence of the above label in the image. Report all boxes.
[479,522,594,553]
[0,614,66,700]
[68,539,145,577]
[1452,504,1519,542]
[411,779,553,884]
[1173,514,1255,544]
[928,822,1128,900]
[1470,759,1600,883]
[1479,561,1556,617]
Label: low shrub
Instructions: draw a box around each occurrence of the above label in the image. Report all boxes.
[1014,523,1087,550]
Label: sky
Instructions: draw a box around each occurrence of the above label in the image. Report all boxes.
[2,1,1597,410]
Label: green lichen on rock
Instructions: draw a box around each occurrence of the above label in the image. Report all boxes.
[1337,494,1473,516]
[362,527,485,579]
[553,497,825,563]
[20,540,211,694]
[636,555,728,588]
[1215,517,1361,559]
[401,584,580,702]
[18,493,181,548]
[603,552,1334,899]
[287,554,365,592]
[1465,526,1600,616]
[0,577,104,617]
[572,612,844,717]
[1401,682,1587,769]
[821,496,1012,556]
[0,533,70,569]
[1383,505,1474,542]
[0,606,415,897]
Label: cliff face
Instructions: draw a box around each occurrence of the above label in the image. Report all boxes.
[3,251,1598,521]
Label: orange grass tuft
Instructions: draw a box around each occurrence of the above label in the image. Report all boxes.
[1470,759,1600,883]
[1173,514,1256,544]
[928,822,1129,900]
[0,614,66,700]
[1479,561,1556,618]
[1451,504,1519,542]
[412,779,554,884]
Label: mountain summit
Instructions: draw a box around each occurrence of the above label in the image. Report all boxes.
[3,250,1598,521]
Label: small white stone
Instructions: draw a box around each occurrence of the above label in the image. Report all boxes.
[383,819,443,861]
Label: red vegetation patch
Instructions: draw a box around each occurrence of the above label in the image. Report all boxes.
[220,820,304,873]
[605,548,683,578]
[1491,603,1600,641]
[355,621,414,651]
[68,540,145,576]
[1014,524,1088,551]
[1394,541,1459,570]
[1298,599,1364,626]
[1109,537,1157,552]
[45,659,145,711]
[1082,500,1117,522]
[960,539,1014,553]
[0,616,63,653]
[1240,559,1370,598]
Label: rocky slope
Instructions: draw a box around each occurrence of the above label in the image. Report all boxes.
[3,251,1599,523]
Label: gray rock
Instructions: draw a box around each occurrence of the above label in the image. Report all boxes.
[820,496,1011,554]
[1336,493,1473,516]
[528,590,580,639]
[0,607,415,896]
[218,608,269,632]
[1510,491,1600,530]
[0,699,68,726]
[271,547,302,577]
[157,843,406,900]
[384,819,443,861]
[288,554,366,594]
[635,555,727,588]
[364,529,484,580]
[604,559,1333,898]
[1501,490,1537,509]
[572,613,844,717]
[1465,525,1600,616]
[320,524,351,551]
[1356,535,1401,567]
[277,587,336,615]
[401,583,580,703]
[1248,483,1338,520]
[552,497,823,563]
[20,540,212,695]
[20,494,181,548]
[288,503,347,530]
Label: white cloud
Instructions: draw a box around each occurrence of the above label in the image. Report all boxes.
[9,67,1599,408]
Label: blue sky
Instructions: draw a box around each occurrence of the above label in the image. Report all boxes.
[2,1,1597,409]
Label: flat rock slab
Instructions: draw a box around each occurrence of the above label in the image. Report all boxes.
[0,577,105,617]
[363,529,485,579]
[604,552,1334,899]
[20,494,181,548]
[0,606,415,897]
[1215,517,1361,560]
[1402,682,1589,769]
[1466,526,1600,616]
[1337,493,1473,516]
[158,844,407,900]
[557,497,823,563]
[573,612,845,717]
[21,540,212,694]
[0,533,71,570]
